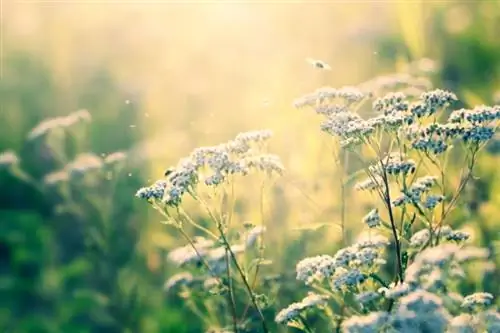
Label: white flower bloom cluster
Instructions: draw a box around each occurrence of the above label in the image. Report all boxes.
[369,153,416,177]
[136,130,283,207]
[66,153,103,177]
[390,290,451,333]
[409,226,471,248]
[163,272,194,292]
[43,153,98,184]
[350,288,497,333]
[392,175,444,210]
[461,292,495,311]
[345,290,499,333]
[275,293,328,324]
[373,92,409,115]
[0,150,19,169]
[448,311,500,333]
[167,227,266,273]
[406,104,500,149]
[283,238,499,332]
[342,311,389,333]
[359,73,433,97]
[281,70,500,333]
[295,236,388,287]
[244,225,265,247]
[379,282,412,300]
[355,291,381,306]
[354,176,383,192]
[103,151,127,165]
[362,208,381,228]
[167,237,215,267]
[28,109,91,141]
[293,86,366,109]
[404,243,492,291]
[42,151,127,186]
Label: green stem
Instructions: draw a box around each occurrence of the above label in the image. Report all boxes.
[225,249,239,333]
[178,207,219,240]
[218,227,269,333]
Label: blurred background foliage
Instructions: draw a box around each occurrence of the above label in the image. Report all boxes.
[1,0,499,332]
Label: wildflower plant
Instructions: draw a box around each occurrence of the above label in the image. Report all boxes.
[1,109,149,332]
[136,130,284,332]
[277,62,500,332]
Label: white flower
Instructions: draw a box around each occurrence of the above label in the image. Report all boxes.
[342,312,389,333]
[362,208,381,228]
[163,272,193,292]
[0,150,19,169]
[461,292,494,310]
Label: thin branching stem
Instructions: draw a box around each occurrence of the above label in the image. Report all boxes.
[225,248,239,333]
[217,227,269,333]
[380,165,405,283]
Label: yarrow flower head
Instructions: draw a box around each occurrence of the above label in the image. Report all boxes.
[341,311,389,333]
[244,225,265,247]
[410,229,430,248]
[359,73,432,97]
[163,272,194,292]
[391,289,451,333]
[274,293,328,324]
[362,208,381,228]
[27,109,92,141]
[66,153,103,178]
[104,151,127,166]
[44,170,69,185]
[295,234,388,288]
[448,314,475,333]
[135,180,169,201]
[331,268,366,291]
[0,150,19,169]
[373,92,409,115]
[369,153,416,177]
[423,194,445,210]
[461,292,494,311]
[355,291,381,306]
[136,130,283,208]
[167,237,215,267]
[379,282,413,300]
[354,176,383,192]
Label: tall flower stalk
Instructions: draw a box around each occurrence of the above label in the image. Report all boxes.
[278,65,500,332]
[137,130,283,332]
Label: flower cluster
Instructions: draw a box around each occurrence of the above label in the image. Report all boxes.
[461,292,495,311]
[42,151,127,186]
[0,150,19,169]
[354,176,383,192]
[408,226,470,248]
[28,109,91,140]
[136,130,283,207]
[358,73,432,97]
[342,311,389,332]
[163,272,194,292]
[362,208,381,228]
[391,174,444,210]
[369,153,417,177]
[275,293,328,324]
[281,226,499,332]
[166,226,265,277]
[278,66,500,333]
[293,86,366,109]
[295,235,388,287]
